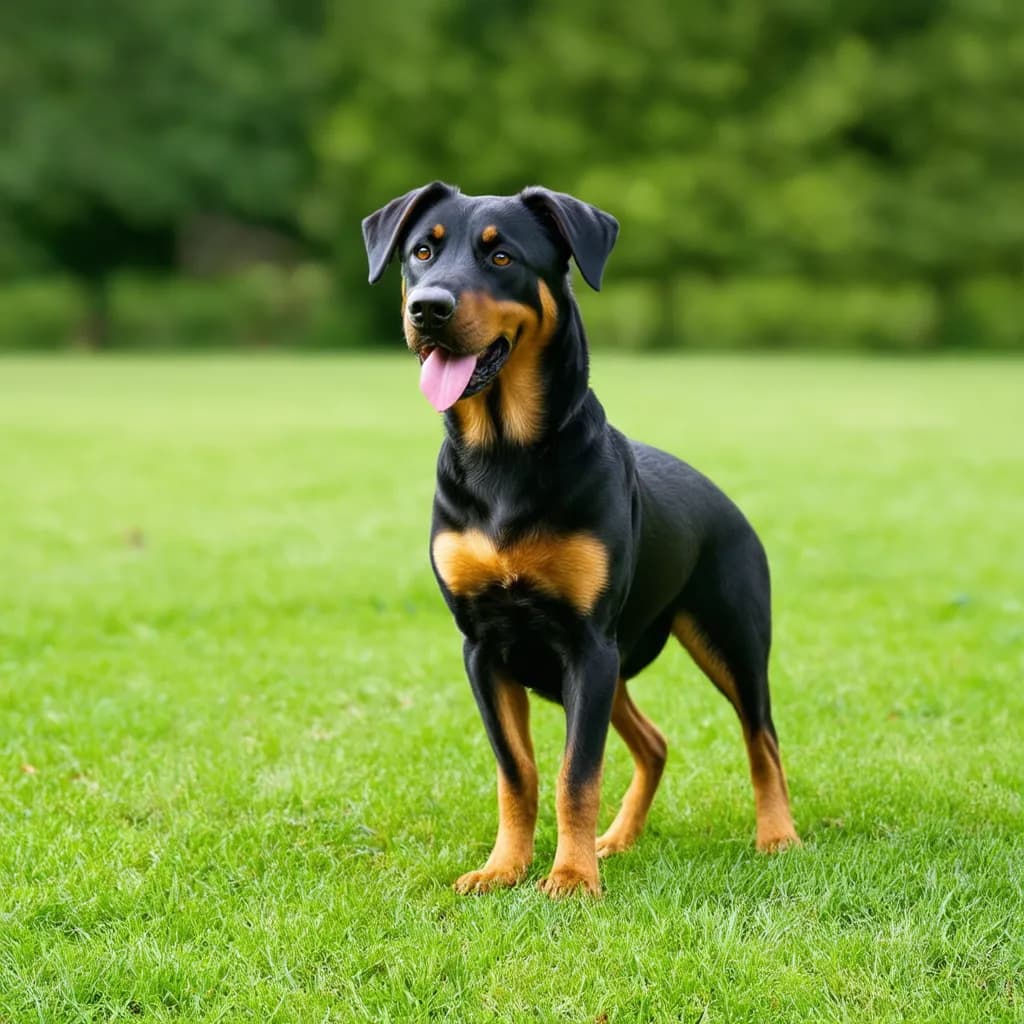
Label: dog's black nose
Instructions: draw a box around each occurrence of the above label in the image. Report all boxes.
[407,287,456,330]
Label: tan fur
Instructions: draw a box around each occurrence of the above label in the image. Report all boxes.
[497,281,558,444]
[431,223,446,240]
[453,393,496,447]
[596,680,667,857]
[538,760,602,897]
[672,613,742,711]
[447,291,534,353]
[454,681,538,893]
[672,613,799,851]
[747,728,800,852]
[481,225,498,243]
[403,281,558,445]
[432,528,608,615]
[447,281,558,446]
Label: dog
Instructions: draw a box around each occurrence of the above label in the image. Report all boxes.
[361,183,800,897]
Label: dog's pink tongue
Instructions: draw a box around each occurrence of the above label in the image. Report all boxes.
[419,348,478,412]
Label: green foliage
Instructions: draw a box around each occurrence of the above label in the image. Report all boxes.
[2,355,1023,1021]
[674,277,940,350]
[0,0,321,304]
[108,266,343,349]
[310,0,1024,349]
[1,0,1023,348]
[576,281,667,351]
[109,276,242,349]
[0,0,320,221]
[580,277,942,351]
[944,277,1024,350]
[0,268,345,350]
[0,278,87,350]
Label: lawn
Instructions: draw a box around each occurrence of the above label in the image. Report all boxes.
[1,353,1022,1023]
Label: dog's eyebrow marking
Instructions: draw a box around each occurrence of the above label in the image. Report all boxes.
[432,529,608,615]
[431,224,446,240]
[481,225,498,244]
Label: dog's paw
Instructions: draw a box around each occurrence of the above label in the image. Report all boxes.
[756,828,802,853]
[537,865,601,899]
[595,827,638,859]
[453,865,526,894]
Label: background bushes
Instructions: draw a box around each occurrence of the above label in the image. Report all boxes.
[0,279,88,352]
[106,266,341,350]
[0,0,1021,351]
[0,271,1017,354]
[0,268,345,351]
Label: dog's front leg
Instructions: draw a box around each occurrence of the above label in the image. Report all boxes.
[538,638,618,898]
[454,641,538,894]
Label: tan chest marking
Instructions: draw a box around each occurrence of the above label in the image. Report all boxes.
[453,391,496,447]
[432,529,609,614]
[452,280,559,447]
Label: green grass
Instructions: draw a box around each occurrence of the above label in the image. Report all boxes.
[1,353,1022,1023]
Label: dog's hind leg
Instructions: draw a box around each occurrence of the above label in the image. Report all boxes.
[672,533,800,852]
[596,678,668,858]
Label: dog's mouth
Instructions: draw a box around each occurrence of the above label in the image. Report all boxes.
[416,336,512,412]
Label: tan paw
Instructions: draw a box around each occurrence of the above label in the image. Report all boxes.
[537,865,601,899]
[756,828,802,853]
[595,828,637,859]
[453,865,526,894]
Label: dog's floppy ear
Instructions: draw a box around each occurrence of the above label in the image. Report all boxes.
[361,182,457,284]
[520,186,619,291]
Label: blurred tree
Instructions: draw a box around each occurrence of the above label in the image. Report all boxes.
[0,0,325,344]
[1,0,1021,348]
[313,0,1024,347]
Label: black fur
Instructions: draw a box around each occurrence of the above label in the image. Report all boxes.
[362,184,796,892]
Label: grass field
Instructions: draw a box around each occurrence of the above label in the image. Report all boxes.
[1,354,1022,1023]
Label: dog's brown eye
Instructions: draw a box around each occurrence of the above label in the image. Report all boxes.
[413,244,432,261]
[491,251,511,267]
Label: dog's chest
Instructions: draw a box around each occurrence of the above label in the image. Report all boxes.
[431,528,608,616]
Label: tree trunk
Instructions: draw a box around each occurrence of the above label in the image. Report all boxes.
[78,275,110,349]
[659,273,677,349]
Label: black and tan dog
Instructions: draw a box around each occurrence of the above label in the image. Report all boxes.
[362,183,800,897]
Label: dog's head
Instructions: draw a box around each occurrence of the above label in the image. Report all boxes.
[362,184,618,412]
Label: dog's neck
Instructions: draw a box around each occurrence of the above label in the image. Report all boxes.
[545,299,594,431]
[442,286,599,459]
